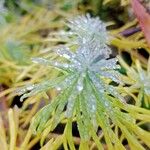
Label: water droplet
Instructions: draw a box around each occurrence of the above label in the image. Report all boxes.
[15,88,26,95]
[77,85,83,91]
[76,77,83,92]
[82,38,86,44]
[32,58,39,64]
[91,104,96,111]
[56,87,61,91]
[63,54,70,59]
[104,101,109,107]
[54,62,58,66]
[26,85,35,91]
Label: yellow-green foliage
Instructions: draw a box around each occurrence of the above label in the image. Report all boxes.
[0,1,150,150]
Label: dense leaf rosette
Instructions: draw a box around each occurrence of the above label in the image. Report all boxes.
[18,14,150,150]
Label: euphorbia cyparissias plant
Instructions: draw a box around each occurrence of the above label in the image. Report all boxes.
[19,14,150,150]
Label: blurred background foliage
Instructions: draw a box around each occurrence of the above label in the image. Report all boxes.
[0,0,150,150]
